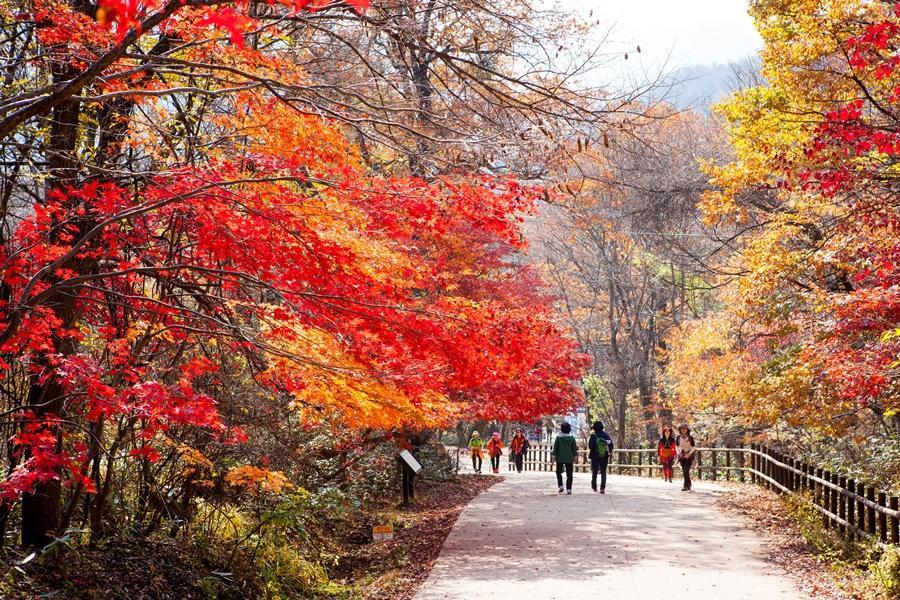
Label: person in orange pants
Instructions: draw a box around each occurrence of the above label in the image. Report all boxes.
[509,428,530,473]
[486,432,504,474]
[657,425,677,482]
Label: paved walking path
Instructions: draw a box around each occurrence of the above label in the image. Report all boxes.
[415,472,811,599]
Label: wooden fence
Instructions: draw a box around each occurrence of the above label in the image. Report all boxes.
[510,442,899,545]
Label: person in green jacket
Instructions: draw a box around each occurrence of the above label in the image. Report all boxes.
[552,422,578,494]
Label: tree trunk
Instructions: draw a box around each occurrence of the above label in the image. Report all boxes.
[614,388,628,449]
[638,368,657,443]
[20,368,68,546]
[20,31,85,545]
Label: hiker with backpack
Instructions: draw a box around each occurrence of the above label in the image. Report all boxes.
[676,424,696,491]
[657,425,677,482]
[486,431,504,474]
[588,421,614,493]
[552,422,578,494]
[468,431,485,473]
[509,428,530,473]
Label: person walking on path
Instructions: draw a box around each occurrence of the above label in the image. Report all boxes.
[468,432,485,473]
[509,429,530,473]
[676,424,696,491]
[552,422,578,494]
[657,425,677,483]
[588,421,613,493]
[487,432,504,474]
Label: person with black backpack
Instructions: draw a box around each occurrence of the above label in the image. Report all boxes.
[589,421,614,493]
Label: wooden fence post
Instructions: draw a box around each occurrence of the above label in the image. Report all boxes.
[868,486,878,537]
[815,468,823,513]
[838,475,847,536]
[823,471,832,529]
[780,453,788,490]
[891,496,899,545]
[830,473,840,530]
[772,451,784,494]
[880,492,889,543]
[711,446,718,481]
[847,478,856,540]
[725,449,732,482]
[769,449,776,488]
[696,450,703,481]
[857,482,866,539]
[771,448,778,490]
[749,444,756,484]
[739,447,745,483]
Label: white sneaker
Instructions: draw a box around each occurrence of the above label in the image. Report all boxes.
[558,486,564,493]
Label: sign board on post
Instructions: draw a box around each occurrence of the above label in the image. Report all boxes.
[373,524,394,542]
[399,449,423,474]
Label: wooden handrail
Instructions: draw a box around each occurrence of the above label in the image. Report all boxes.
[747,448,900,519]
[504,444,900,528]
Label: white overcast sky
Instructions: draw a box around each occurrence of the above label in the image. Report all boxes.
[559,0,763,73]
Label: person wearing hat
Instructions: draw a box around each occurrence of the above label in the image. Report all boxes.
[657,425,677,482]
[486,431,504,474]
[588,421,614,493]
[468,431,485,473]
[676,424,696,491]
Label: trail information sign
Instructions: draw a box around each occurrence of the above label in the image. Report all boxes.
[399,449,423,474]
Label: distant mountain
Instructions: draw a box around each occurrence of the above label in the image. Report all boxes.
[655,57,762,111]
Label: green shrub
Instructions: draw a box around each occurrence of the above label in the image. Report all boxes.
[783,493,848,559]
[871,545,900,599]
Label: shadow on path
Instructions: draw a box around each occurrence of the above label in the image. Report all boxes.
[415,473,811,599]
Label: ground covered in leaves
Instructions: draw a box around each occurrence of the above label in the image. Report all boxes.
[716,483,877,600]
[335,474,499,599]
[0,474,498,599]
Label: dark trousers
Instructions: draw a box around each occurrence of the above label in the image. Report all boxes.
[680,456,694,489]
[490,454,501,471]
[556,462,573,490]
[472,454,482,472]
[514,453,524,472]
[591,456,609,490]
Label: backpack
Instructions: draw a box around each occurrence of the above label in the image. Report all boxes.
[593,434,609,457]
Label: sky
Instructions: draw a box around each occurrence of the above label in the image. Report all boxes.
[559,0,763,74]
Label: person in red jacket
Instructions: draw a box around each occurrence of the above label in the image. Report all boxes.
[486,432,504,474]
[509,428,530,473]
[657,425,677,482]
